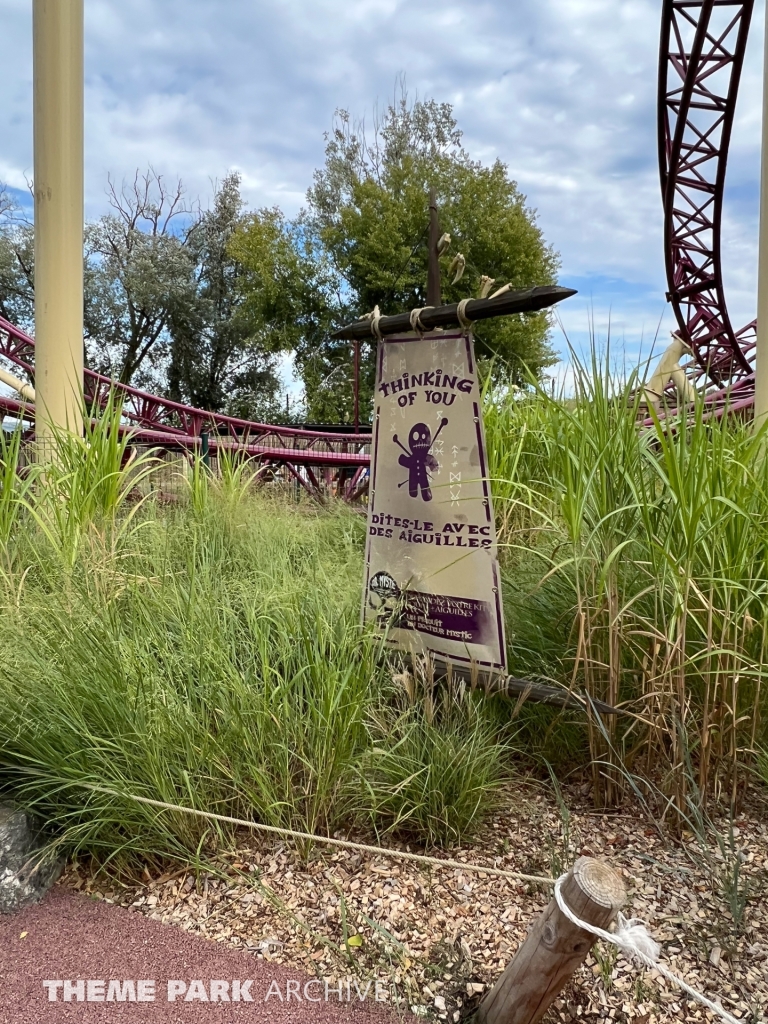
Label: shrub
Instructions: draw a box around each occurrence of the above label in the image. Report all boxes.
[362,681,511,847]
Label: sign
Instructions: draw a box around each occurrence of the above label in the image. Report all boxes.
[362,330,506,671]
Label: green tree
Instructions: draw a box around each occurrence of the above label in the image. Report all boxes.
[0,172,197,391]
[0,188,34,329]
[0,173,284,419]
[307,96,559,375]
[233,90,560,421]
[84,169,196,389]
[167,172,283,420]
[229,206,343,421]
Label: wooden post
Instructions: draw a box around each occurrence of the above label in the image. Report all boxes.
[331,286,576,341]
[353,338,360,434]
[478,857,626,1024]
[200,428,210,469]
[427,190,441,307]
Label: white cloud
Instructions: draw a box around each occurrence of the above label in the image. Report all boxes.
[0,0,761,364]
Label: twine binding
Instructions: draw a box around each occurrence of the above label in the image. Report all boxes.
[554,875,741,1024]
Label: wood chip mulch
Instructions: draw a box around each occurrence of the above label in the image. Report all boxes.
[64,778,768,1023]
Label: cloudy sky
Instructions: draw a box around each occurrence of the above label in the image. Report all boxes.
[0,0,763,383]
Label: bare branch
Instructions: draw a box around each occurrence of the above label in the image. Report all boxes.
[105,167,194,238]
[0,185,13,220]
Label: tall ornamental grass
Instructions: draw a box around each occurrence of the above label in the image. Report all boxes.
[1,356,767,867]
[486,350,768,811]
[0,411,510,864]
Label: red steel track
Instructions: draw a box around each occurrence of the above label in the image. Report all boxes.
[0,315,371,499]
[0,4,757,446]
[659,0,757,416]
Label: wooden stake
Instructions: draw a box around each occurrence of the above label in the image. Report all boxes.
[353,338,360,434]
[478,857,626,1024]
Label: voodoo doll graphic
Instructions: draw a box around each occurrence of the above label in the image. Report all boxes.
[393,417,448,501]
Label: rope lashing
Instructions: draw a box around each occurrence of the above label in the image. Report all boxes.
[371,308,383,341]
[358,305,383,341]
[456,298,474,331]
[554,876,741,1024]
[409,306,434,335]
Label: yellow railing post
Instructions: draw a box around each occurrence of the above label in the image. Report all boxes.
[33,0,84,450]
[755,5,768,427]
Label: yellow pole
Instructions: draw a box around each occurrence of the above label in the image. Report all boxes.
[755,2,768,427]
[33,0,84,450]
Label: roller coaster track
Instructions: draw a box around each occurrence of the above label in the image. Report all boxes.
[0,2,756,457]
[0,315,371,500]
[659,0,757,414]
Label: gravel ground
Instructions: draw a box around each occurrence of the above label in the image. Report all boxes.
[61,779,768,1022]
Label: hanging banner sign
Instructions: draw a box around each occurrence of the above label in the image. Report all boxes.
[362,330,506,671]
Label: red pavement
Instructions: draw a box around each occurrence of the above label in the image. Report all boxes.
[0,888,394,1024]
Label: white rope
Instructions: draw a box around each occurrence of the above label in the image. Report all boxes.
[0,366,35,402]
[409,306,434,335]
[67,779,740,1021]
[554,876,741,1024]
[75,783,554,885]
[456,298,474,331]
[358,305,383,341]
[370,308,383,341]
